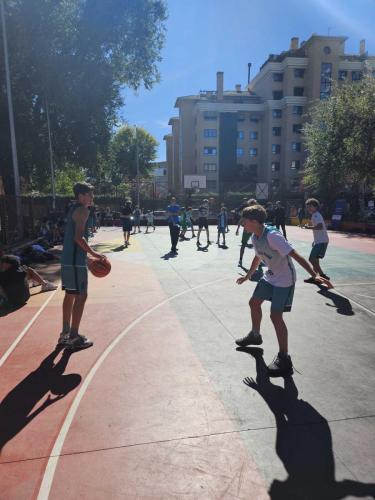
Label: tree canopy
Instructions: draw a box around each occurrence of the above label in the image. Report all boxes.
[303,71,375,198]
[0,0,167,194]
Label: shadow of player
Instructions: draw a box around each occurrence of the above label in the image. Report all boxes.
[242,349,375,500]
[318,288,354,316]
[0,348,81,453]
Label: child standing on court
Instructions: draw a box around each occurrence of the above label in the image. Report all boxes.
[303,198,330,282]
[145,210,155,233]
[217,206,227,246]
[235,204,331,377]
[58,182,105,350]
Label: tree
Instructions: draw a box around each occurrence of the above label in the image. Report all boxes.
[110,125,158,183]
[0,0,167,194]
[303,72,375,200]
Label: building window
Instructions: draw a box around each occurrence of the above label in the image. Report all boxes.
[352,71,362,81]
[249,148,258,157]
[237,130,244,140]
[272,127,281,136]
[320,62,332,100]
[206,180,217,190]
[338,70,348,81]
[204,129,217,138]
[236,148,244,157]
[250,117,259,123]
[204,114,217,121]
[293,124,302,134]
[272,109,282,118]
[204,163,217,172]
[203,147,217,156]
[272,179,280,188]
[273,72,284,82]
[237,114,246,122]
[292,142,301,152]
[291,160,301,170]
[273,90,283,100]
[294,68,305,78]
[293,105,303,115]
[272,144,281,154]
[250,131,258,140]
[290,178,300,189]
[271,162,280,172]
[294,87,304,96]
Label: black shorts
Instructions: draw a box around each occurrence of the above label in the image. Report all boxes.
[198,217,208,229]
[122,219,132,232]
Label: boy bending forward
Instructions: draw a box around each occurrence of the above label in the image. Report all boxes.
[235,205,331,377]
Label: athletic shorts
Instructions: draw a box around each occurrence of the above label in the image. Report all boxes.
[241,230,252,246]
[61,265,88,295]
[309,242,328,259]
[198,217,208,229]
[252,278,295,313]
[122,219,132,232]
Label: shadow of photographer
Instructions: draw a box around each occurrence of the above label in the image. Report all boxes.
[242,347,375,499]
[0,348,81,453]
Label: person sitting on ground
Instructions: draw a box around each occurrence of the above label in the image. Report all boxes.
[0,254,57,311]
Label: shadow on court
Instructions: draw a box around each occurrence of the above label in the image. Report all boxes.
[241,348,375,500]
[318,288,354,316]
[0,348,81,454]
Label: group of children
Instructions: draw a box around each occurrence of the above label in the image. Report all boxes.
[4,181,333,380]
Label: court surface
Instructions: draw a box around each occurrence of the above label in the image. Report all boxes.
[1,225,374,499]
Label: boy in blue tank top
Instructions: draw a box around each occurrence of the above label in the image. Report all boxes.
[59,182,105,350]
[235,205,331,377]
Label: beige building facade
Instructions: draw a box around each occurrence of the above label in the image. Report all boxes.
[165,34,375,197]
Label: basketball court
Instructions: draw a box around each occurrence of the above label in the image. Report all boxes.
[1,225,374,499]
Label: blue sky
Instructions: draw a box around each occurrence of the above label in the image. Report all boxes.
[121,0,375,161]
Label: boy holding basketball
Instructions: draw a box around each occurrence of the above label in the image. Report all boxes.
[58,182,105,350]
[235,205,331,377]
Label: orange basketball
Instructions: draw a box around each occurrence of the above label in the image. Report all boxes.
[88,258,111,278]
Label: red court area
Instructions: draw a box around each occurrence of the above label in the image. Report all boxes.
[0,230,268,500]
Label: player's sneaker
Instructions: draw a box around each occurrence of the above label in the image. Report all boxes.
[267,352,293,377]
[65,334,93,351]
[57,332,70,346]
[41,281,58,292]
[235,331,263,347]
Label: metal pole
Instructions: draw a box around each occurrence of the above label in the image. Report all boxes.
[1,0,23,239]
[45,97,56,210]
[135,125,140,206]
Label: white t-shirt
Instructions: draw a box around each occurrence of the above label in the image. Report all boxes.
[252,228,296,287]
[311,211,329,244]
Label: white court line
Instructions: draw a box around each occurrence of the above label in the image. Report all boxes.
[37,276,231,500]
[0,287,60,368]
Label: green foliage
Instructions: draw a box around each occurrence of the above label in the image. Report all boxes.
[55,164,87,195]
[0,0,167,194]
[110,125,158,182]
[303,72,375,198]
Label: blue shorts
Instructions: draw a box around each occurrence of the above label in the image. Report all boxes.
[61,265,88,295]
[252,279,295,313]
[309,242,328,259]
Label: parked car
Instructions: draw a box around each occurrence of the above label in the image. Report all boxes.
[153,210,168,226]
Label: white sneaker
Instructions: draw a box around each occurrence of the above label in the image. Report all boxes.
[41,281,58,292]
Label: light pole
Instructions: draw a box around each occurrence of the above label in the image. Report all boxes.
[1,0,23,239]
[45,97,56,211]
[135,125,140,207]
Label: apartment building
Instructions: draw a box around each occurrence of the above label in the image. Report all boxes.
[165,34,375,197]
